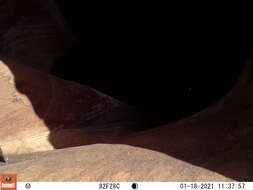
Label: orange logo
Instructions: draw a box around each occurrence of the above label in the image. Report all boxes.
[0,174,16,190]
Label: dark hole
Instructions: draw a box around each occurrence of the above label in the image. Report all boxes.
[52,2,250,128]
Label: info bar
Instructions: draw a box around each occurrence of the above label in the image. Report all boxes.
[14,182,252,190]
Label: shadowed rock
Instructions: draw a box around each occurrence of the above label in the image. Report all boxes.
[0,0,253,181]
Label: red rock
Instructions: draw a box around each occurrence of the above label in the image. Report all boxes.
[0,0,253,182]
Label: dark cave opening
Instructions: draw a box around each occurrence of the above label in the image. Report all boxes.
[52,2,250,127]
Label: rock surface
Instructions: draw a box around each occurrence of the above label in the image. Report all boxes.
[0,0,253,182]
[0,144,234,181]
[0,58,130,156]
[0,56,252,181]
[0,0,77,72]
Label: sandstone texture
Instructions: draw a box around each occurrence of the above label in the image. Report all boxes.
[0,0,253,182]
